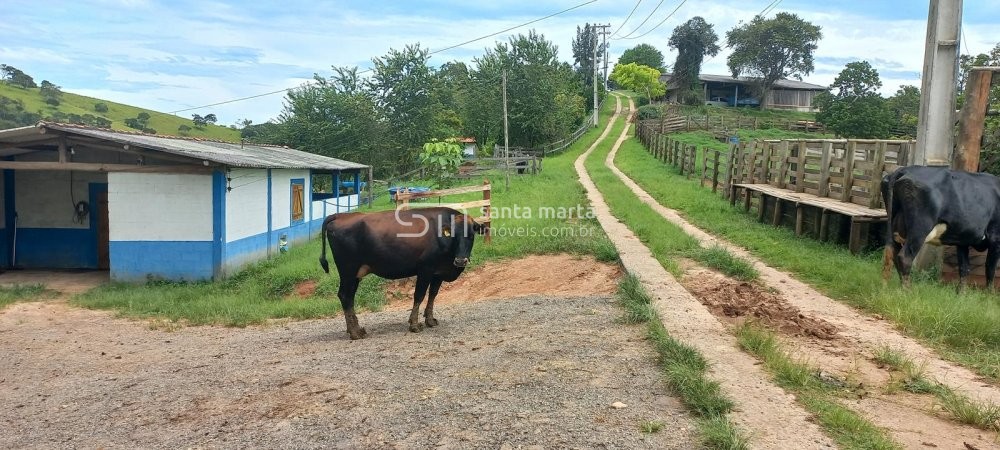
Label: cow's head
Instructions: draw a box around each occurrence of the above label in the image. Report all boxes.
[441,214,486,268]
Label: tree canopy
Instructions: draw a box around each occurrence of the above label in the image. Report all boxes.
[263,30,589,177]
[668,17,720,105]
[814,61,893,139]
[617,44,665,72]
[725,13,822,108]
[610,63,664,101]
[0,65,36,89]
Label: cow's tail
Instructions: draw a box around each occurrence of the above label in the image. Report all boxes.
[319,214,338,274]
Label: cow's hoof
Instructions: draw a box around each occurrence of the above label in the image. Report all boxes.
[425,317,439,328]
[348,327,368,340]
[409,323,424,333]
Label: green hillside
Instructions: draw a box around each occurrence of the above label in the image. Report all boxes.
[0,82,240,141]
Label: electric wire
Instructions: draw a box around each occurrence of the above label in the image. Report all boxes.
[613,0,666,39]
[615,0,688,40]
[610,0,643,38]
[168,0,598,114]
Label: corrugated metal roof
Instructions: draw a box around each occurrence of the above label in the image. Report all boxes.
[660,73,827,91]
[0,122,368,171]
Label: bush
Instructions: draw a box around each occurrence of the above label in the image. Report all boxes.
[141,127,157,134]
[94,102,108,113]
[637,105,662,120]
[178,124,192,135]
[635,96,651,107]
[44,97,59,107]
[681,91,703,106]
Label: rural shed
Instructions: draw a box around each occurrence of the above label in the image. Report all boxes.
[0,122,369,282]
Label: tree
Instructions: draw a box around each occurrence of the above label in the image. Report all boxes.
[191,114,207,127]
[572,23,609,111]
[618,44,665,72]
[668,17,720,105]
[814,61,893,138]
[470,31,586,149]
[204,113,217,125]
[0,65,36,88]
[419,139,464,188]
[725,13,822,109]
[367,44,438,173]
[886,85,920,137]
[609,63,665,102]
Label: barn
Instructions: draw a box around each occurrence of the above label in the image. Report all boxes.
[0,122,369,282]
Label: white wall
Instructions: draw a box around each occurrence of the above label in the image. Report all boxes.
[15,170,107,228]
[269,169,310,230]
[225,168,268,242]
[108,172,213,241]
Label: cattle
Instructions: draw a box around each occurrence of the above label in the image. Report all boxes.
[319,207,484,339]
[881,165,1000,291]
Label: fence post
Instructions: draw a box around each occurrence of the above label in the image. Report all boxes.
[679,145,685,175]
[483,179,492,244]
[701,148,709,186]
[712,150,721,193]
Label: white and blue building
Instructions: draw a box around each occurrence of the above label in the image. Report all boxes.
[0,122,369,282]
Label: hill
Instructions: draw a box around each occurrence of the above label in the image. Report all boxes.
[0,82,240,141]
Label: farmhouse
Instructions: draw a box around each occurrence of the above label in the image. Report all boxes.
[660,73,827,112]
[0,122,369,282]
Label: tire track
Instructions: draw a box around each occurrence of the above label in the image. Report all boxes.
[577,93,835,449]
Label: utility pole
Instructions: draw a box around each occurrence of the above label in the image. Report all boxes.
[915,0,963,167]
[593,30,599,126]
[502,70,510,190]
[592,24,611,124]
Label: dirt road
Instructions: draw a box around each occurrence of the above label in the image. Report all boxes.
[0,293,698,449]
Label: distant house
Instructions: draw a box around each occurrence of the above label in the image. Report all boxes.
[0,122,368,282]
[457,137,478,158]
[660,73,827,112]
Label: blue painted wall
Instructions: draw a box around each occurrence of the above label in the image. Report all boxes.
[110,241,214,282]
[15,228,98,268]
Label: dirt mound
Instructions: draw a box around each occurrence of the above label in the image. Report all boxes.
[385,254,621,308]
[681,268,839,340]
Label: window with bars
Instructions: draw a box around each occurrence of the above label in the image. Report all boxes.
[291,179,305,223]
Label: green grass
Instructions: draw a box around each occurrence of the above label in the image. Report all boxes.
[675,104,819,121]
[688,246,759,282]
[737,324,901,449]
[0,83,240,140]
[615,136,1000,381]
[74,100,621,326]
[875,346,1000,430]
[617,274,749,449]
[0,284,48,309]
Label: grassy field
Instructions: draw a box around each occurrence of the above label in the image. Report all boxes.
[614,134,1000,381]
[0,83,240,141]
[73,101,620,325]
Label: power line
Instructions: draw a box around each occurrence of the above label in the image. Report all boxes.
[610,0,643,38]
[614,0,666,39]
[616,0,688,40]
[168,0,599,115]
[759,0,782,17]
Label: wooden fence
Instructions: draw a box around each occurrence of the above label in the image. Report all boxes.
[638,114,827,136]
[394,180,492,243]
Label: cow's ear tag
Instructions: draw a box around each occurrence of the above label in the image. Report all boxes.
[442,227,451,237]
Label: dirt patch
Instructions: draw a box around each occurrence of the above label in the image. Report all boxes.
[0,296,698,449]
[290,279,317,299]
[384,254,621,308]
[681,268,839,340]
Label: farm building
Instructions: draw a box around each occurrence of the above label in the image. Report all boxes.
[0,122,369,282]
[660,73,827,111]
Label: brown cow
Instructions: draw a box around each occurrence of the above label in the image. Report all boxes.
[319,207,484,339]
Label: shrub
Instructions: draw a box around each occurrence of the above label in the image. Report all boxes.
[94,102,109,113]
[637,105,662,120]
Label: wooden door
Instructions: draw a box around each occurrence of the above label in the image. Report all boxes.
[97,190,109,270]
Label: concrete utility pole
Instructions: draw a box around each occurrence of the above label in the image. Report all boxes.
[502,70,510,190]
[592,24,611,126]
[915,0,963,166]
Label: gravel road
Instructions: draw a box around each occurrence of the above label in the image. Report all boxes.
[1,295,698,449]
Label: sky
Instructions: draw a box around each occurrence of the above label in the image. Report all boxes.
[2,0,998,126]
